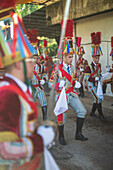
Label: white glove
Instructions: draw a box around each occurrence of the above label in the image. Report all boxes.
[95,77,99,81]
[106,67,110,72]
[80,68,84,72]
[59,80,65,88]
[40,79,45,85]
[37,125,55,148]
[75,81,81,88]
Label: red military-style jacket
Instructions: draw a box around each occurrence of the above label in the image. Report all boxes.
[85,62,101,87]
[0,75,43,169]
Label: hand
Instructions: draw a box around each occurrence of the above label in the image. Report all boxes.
[37,125,55,148]
[106,67,110,72]
[59,80,65,88]
[80,68,84,72]
[40,79,45,85]
[75,81,81,88]
[95,77,99,81]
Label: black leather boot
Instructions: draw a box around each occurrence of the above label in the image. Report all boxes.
[75,117,88,141]
[42,106,47,120]
[96,103,105,120]
[79,85,84,97]
[90,103,97,118]
[58,125,66,145]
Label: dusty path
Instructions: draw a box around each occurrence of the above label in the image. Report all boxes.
[38,85,113,170]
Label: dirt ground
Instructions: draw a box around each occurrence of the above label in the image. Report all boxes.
[37,84,113,170]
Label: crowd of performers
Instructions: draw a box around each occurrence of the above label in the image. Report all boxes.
[0,7,113,170]
[0,11,58,170]
[32,30,113,146]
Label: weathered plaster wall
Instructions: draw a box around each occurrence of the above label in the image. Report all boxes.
[46,0,113,25]
[76,10,113,96]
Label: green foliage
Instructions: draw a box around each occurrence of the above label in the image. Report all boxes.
[15,4,41,17]
[15,4,58,57]
[48,40,58,57]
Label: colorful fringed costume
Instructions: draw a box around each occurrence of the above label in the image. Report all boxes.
[32,54,48,120]
[44,55,54,80]
[49,35,87,125]
[85,62,102,103]
[76,37,88,97]
[48,20,88,144]
[84,32,105,120]
[49,62,87,124]
[84,32,103,103]
[32,62,47,107]
[0,75,44,169]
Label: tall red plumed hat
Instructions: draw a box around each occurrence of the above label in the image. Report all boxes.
[76,37,85,55]
[91,32,103,57]
[60,19,74,38]
[60,20,76,55]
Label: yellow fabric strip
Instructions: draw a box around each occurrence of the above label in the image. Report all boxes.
[0,132,19,142]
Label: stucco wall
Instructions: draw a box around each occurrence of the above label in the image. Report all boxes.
[76,10,113,96]
[46,0,113,25]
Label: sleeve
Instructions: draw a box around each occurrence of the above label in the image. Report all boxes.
[84,65,95,83]
[0,89,43,160]
[73,70,78,86]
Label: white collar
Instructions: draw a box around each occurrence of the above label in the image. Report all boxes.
[5,73,27,93]
[63,62,70,69]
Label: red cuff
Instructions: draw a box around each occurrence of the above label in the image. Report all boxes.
[29,134,43,155]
